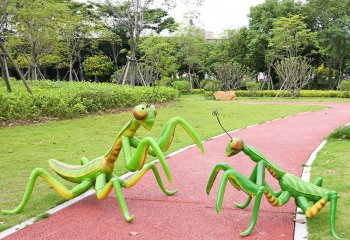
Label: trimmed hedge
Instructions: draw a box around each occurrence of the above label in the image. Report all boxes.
[0,80,179,121]
[234,90,350,98]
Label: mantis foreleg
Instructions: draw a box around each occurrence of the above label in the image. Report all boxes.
[123,137,177,194]
[121,162,178,195]
[122,136,172,183]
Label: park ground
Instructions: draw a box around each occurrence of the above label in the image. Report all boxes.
[0,95,349,240]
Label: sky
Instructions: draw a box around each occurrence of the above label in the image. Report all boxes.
[169,0,266,34]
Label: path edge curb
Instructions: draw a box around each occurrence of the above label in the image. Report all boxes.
[293,140,327,240]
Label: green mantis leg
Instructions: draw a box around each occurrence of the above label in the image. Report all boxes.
[218,169,265,237]
[296,191,340,239]
[313,176,323,187]
[131,117,204,156]
[235,160,266,209]
[233,165,257,209]
[121,162,178,195]
[95,173,134,223]
[122,136,172,183]
[207,163,265,237]
[2,168,93,215]
[123,136,177,194]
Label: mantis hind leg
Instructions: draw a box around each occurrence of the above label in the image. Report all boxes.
[2,168,93,214]
[122,162,178,195]
[296,191,340,239]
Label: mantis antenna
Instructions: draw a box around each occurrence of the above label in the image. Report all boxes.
[212,110,233,140]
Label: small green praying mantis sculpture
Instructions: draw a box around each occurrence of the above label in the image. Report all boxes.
[3,103,204,222]
[206,110,341,239]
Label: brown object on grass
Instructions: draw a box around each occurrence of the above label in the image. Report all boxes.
[213,91,236,101]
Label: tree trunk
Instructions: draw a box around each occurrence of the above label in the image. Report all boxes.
[68,54,73,81]
[328,68,333,90]
[78,51,84,81]
[0,53,11,92]
[0,41,32,94]
[188,67,193,91]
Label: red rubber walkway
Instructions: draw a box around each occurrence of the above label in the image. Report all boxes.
[5,102,350,240]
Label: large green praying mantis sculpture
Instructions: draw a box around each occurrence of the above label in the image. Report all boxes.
[206,110,340,239]
[2,103,204,222]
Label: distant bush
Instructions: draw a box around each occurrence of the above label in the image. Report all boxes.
[339,81,350,91]
[328,125,350,140]
[339,81,350,97]
[201,80,222,92]
[245,82,260,97]
[191,89,205,94]
[171,80,190,94]
[235,90,349,98]
[0,80,178,121]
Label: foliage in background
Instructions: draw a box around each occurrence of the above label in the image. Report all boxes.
[171,80,190,94]
[245,81,260,97]
[83,55,114,82]
[0,80,178,121]
[213,61,251,90]
[201,79,222,92]
[274,57,313,97]
[338,80,350,97]
[234,89,350,98]
[138,35,179,78]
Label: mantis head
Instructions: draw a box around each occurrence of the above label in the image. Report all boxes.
[226,137,244,157]
[133,103,157,130]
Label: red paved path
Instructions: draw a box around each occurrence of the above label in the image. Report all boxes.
[5,102,350,240]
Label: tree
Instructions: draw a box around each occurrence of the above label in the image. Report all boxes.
[223,28,250,67]
[83,54,113,82]
[138,35,179,80]
[10,0,67,80]
[213,61,250,90]
[268,15,317,59]
[274,57,313,97]
[247,0,303,72]
[175,26,206,90]
[58,1,109,81]
[0,0,32,93]
[102,0,177,86]
[305,0,350,88]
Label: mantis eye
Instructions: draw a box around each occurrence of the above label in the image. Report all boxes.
[133,105,147,120]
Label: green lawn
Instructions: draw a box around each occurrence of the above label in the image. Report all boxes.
[0,95,324,231]
[308,136,350,239]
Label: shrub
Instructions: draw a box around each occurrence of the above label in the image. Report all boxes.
[245,82,260,97]
[171,80,190,94]
[204,91,215,99]
[328,125,350,140]
[202,80,222,92]
[339,81,350,97]
[0,80,178,121]
[191,89,204,94]
[235,90,349,98]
